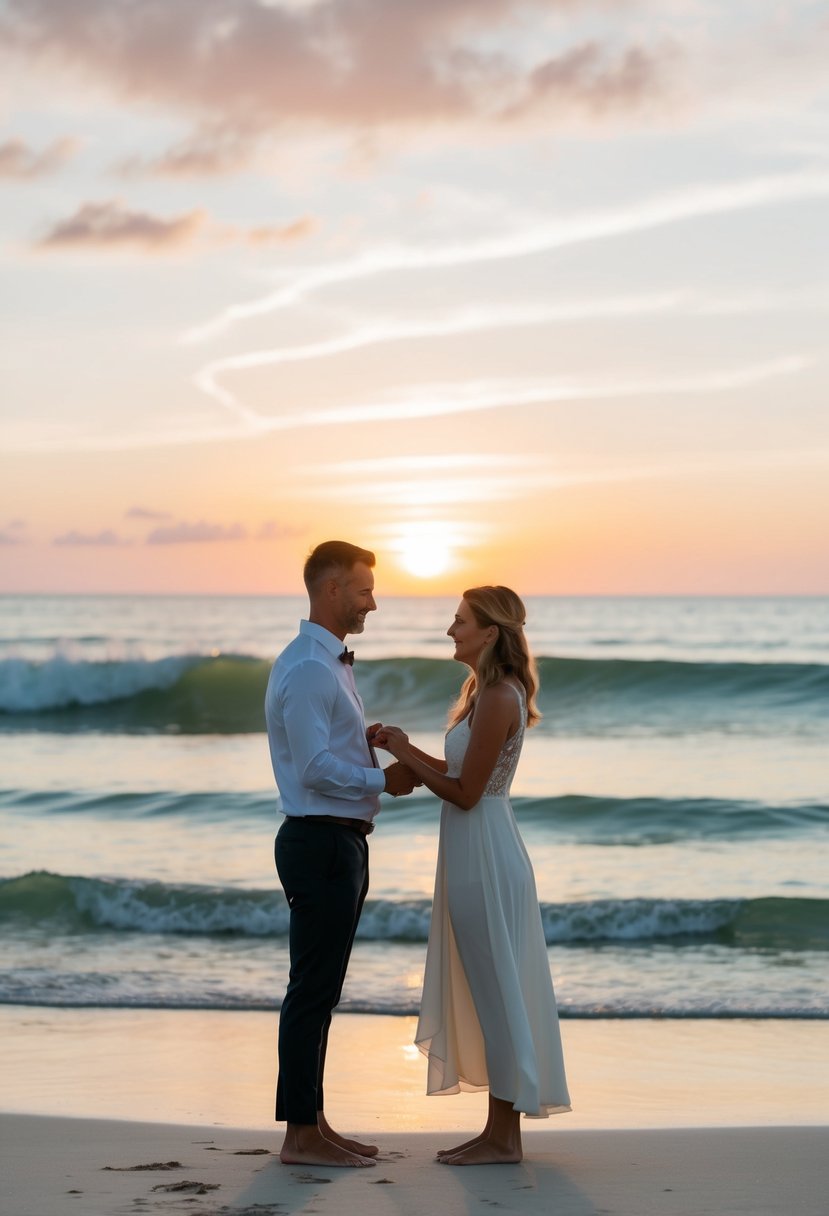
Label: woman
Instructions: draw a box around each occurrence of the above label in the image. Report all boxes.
[375,586,571,1165]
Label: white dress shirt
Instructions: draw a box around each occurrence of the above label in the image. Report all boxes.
[265,619,385,821]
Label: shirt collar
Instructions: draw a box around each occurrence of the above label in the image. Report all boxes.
[300,619,348,660]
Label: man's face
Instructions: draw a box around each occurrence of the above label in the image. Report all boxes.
[335,562,377,635]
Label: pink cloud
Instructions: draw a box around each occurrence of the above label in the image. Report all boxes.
[34,198,316,254]
[246,216,317,246]
[116,126,255,178]
[0,135,78,178]
[125,506,173,521]
[0,520,27,545]
[53,529,131,546]
[35,199,208,252]
[503,42,671,121]
[146,520,247,544]
[0,0,670,144]
[257,521,306,540]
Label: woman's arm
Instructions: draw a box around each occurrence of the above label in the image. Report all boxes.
[368,725,448,774]
[377,684,517,811]
[406,742,449,774]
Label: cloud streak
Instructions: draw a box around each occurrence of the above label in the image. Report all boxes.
[125,506,173,521]
[184,169,829,343]
[295,453,554,507]
[53,529,131,547]
[146,520,247,545]
[193,292,683,415]
[282,444,829,516]
[205,359,817,436]
[4,355,812,453]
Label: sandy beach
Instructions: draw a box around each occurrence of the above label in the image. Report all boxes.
[4,1114,827,1216]
[2,1009,827,1215]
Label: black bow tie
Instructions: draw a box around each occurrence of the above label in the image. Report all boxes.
[339,647,355,666]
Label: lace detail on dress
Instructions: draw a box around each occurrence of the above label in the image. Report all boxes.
[444,682,526,797]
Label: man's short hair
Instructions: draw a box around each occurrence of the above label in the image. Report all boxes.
[303,540,376,594]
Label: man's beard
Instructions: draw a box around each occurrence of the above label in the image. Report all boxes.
[345,611,366,635]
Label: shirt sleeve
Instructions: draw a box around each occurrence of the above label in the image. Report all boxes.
[280,659,385,801]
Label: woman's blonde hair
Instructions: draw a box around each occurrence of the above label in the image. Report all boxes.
[448,585,541,728]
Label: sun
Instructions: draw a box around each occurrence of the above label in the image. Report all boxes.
[391,525,455,580]
[400,538,453,579]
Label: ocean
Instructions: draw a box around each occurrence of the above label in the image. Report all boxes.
[1,595,827,1022]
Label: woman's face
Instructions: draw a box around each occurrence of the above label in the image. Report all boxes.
[447,598,493,668]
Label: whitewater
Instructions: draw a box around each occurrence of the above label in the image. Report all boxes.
[1,594,827,1020]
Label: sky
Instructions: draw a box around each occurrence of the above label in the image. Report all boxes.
[1,0,828,596]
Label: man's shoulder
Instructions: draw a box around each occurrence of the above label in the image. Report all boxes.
[273,635,338,687]
[277,630,334,666]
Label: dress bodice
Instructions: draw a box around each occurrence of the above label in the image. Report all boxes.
[444,682,526,797]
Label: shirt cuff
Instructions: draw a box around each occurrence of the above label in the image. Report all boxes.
[366,767,386,795]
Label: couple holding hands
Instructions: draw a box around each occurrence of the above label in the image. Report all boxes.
[265,541,570,1168]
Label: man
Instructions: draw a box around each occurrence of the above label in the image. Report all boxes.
[265,540,417,1167]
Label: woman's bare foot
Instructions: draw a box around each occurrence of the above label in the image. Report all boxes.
[439,1136,523,1166]
[436,1132,487,1159]
[318,1112,379,1158]
[279,1124,375,1168]
[439,1097,522,1165]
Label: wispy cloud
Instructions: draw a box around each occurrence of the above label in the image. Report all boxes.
[125,506,173,521]
[246,217,317,246]
[53,529,131,547]
[35,200,209,253]
[33,199,316,255]
[216,354,813,430]
[0,519,27,544]
[305,455,549,476]
[0,135,78,179]
[503,42,673,122]
[116,127,257,179]
[184,170,829,343]
[257,520,306,541]
[294,453,553,507]
[146,520,247,545]
[194,292,681,413]
[197,287,829,411]
[2,356,814,453]
[291,445,829,510]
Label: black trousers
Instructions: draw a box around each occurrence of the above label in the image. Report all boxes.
[274,816,369,1125]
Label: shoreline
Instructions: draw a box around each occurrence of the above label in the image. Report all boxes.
[2,1007,826,1132]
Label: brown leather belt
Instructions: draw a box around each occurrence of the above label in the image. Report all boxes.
[303,814,374,836]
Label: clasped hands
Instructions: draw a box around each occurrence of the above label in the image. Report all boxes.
[366,723,417,797]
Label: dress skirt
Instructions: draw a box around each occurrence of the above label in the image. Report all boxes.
[415,795,571,1117]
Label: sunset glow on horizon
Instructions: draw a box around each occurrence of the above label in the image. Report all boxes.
[2,1,828,596]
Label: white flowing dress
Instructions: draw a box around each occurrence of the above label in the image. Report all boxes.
[415,683,571,1117]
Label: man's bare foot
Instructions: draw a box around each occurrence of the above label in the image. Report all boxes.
[439,1137,523,1166]
[280,1125,375,1168]
[318,1113,379,1158]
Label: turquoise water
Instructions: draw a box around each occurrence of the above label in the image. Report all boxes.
[1,595,827,1018]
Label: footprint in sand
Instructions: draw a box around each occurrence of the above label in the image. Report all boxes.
[150,1180,220,1195]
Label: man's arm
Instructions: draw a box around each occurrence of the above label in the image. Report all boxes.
[281,660,385,801]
